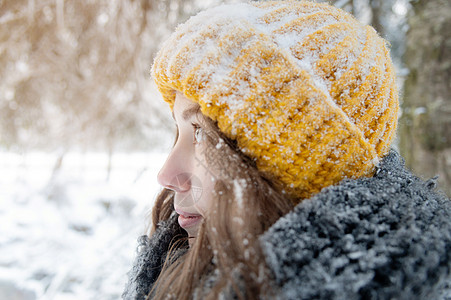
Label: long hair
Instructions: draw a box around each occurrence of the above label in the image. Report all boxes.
[149,110,294,299]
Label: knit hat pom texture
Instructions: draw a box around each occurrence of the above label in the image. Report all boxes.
[152,0,399,201]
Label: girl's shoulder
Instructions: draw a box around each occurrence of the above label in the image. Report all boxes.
[260,150,451,300]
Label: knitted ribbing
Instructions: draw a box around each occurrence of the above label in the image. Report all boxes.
[151,0,399,201]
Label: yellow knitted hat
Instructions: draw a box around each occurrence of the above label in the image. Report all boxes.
[151,0,399,201]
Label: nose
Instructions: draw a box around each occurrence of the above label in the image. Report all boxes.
[157,149,191,193]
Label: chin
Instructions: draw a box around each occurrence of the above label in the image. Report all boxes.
[184,227,199,240]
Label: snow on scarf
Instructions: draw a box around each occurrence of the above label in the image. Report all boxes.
[260,150,451,299]
[123,150,451,299]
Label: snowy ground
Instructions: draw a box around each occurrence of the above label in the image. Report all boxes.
[0,151,168,299]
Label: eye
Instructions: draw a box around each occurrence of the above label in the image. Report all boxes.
[192,123,203,144]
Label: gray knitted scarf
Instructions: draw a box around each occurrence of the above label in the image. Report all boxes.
[123,150,451,299]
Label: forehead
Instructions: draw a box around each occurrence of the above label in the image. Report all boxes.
[173,93,201,121]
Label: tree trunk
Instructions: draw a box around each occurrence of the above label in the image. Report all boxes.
[370,0,384,36]
[399,0,451,196]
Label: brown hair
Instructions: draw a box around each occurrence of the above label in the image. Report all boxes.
[148,108,294,299]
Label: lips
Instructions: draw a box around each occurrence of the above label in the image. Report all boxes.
[175,208,203,229]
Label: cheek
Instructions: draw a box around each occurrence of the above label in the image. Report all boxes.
[192,141,222,215]
[194,172,216,215]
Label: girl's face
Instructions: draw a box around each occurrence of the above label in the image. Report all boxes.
[157,92,216,241]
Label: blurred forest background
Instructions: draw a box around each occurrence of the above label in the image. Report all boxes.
[0,0,449,299]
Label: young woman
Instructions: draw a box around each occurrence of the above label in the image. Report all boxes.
[123,1,451,299]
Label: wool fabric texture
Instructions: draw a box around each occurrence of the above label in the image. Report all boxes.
[151,0,399,200]
[122,151,451,299]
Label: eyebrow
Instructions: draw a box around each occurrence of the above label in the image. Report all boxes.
[172,105,200,122]
[183,105,201,121]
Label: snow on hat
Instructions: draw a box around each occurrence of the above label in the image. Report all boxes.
[151,0,399,201]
